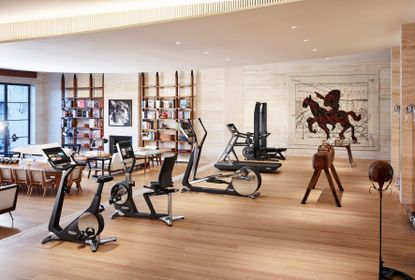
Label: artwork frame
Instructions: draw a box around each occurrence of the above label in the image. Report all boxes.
[288,71,380,151]
[108,99,132,127]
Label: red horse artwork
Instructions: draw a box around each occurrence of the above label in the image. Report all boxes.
[302,90,362,142]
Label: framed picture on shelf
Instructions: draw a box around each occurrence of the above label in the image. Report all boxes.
[109,99,132,127]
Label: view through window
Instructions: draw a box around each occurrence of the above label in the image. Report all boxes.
[0,83,30,155]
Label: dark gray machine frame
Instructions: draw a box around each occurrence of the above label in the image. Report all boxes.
[215,123,281,173]
[181,118,262,199]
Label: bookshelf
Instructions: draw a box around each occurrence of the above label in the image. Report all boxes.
[139,71,195,160]
[61,73,105,151]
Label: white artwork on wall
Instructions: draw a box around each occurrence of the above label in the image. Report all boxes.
[288,72,379,150]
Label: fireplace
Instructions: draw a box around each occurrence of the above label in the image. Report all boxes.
[109,135,132,154]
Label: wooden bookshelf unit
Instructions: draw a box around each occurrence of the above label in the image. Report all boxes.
[139,71,195,160]
[61,73,105,151]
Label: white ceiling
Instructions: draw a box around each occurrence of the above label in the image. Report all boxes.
[0,0,414,73]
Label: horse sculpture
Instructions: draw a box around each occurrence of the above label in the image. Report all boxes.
[302,95,361,142]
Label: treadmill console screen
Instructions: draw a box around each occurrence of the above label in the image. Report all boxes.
[43,147,72,165]
[117,141,135,160]
[181,122,195,138]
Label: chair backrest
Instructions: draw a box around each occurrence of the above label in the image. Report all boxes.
[30,169,46,185]
[13,169,29,184]
[0,184,18,214]
[72,166,83,182]
[0,168,14,182]
[157,154,177,189]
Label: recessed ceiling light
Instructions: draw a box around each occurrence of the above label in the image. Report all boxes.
[303,39,309,42]
[325,57,330,60]
[225,58,231,61]
[204,51,209,55]
[291,25,297,29]
[312,48,317,52]
[175,41,181,45]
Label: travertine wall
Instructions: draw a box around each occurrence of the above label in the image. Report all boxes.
[196,54,391,160]
[401,23,415,207]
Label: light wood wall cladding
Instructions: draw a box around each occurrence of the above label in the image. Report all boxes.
[391,47,400,180]
[196,57,391,161]
[401,23,415,207]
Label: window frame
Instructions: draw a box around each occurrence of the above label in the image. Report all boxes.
[0,82,31,146]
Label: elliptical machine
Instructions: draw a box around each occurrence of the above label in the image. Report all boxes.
[41,147,117,252]
[181,118,262,199]
[108,141,184,226]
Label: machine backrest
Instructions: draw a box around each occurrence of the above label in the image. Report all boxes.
[157,154,177,189]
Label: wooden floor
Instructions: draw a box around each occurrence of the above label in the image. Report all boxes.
[0,157,414,279]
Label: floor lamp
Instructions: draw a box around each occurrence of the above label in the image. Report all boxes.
[369,160,413,280]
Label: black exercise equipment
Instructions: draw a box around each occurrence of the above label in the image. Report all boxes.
[108,141,183,226]
[215,123,281,173]
[242,102,286,161]
[181,118,262,199]
[41,147,116,252]
[369,161,413,280]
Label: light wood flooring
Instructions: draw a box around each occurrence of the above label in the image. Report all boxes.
[0,157,414,280]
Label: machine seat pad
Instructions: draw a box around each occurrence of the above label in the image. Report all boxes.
[95,176,113,183]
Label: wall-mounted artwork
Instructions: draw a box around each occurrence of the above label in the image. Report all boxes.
[288,72,379,150]
[109,99,132,127]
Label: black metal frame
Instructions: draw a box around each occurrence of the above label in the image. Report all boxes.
[181,118,261,199]
[252,102,286,161]
[0,83,31,156]
[215,123,281,173]
[109,141,184,226]
[41,148,116,252]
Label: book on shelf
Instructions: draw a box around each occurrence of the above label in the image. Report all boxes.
[159,111,173,119]
[179,98,189,108]
[64,99,73,108]
[178,111,191,120]
[142,121,154,129]
[147,99,155,109]
[142,132,156,141]
[92,108,101,118]
[162,99,175,108]
[77,99,85,108]
[142,111,156,119]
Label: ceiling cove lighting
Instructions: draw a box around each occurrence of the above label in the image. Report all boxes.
[0,0,303,43]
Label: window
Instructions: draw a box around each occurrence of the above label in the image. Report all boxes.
[0,83,30,154]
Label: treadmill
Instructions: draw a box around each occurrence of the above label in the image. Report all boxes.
[214,123,281,173]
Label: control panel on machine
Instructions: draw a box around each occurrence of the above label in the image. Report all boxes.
[43,147,74,170]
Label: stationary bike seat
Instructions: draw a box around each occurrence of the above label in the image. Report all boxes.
[95,175,114,183]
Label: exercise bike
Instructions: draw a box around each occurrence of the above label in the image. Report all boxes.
[41,147,117,252]
[108,141,184,226]
[181,118,262,199]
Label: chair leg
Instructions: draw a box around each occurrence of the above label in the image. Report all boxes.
[9,212,13,222]
[76,182,82,193]
[43,186,47,197]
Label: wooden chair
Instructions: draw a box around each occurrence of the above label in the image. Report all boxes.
[67,166,83,192]
[28,169,55,197]
[13,168,30,193]
[0,167,14,186]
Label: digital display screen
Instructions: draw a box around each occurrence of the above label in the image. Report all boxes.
[43,147,72,165]
[117,141,135,160]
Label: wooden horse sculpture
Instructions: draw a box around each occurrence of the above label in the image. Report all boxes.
[301,143,344,207]
[302,95,361,142]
